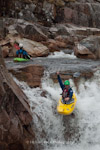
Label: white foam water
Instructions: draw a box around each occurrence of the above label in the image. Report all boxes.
[48,51,77,59]
[14,69,100,150]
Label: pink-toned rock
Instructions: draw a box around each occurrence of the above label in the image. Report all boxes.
[74,35,100,59]
[15,37,49,57]
[74,42,96,59]
[16,21,48,42]
[56,40,67,48]
[55,35,75,48]
[47,38,67,52]
[64,7,73,21]
[9,64,44,88]
[48,43,60,52]
[0,39,10,46]
[0,46,34,149]
[2,46,9,58]
[3,35,49,57]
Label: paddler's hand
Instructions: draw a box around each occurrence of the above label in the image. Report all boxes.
[28,55,33,60]
[64,97,70,101]
[30,57,33,60]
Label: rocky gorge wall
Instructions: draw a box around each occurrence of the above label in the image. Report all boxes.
[0,46,39,150]
[0,1,100,149]
[0,0,100,60]
[1,18,100,60]
[1,0,100,28]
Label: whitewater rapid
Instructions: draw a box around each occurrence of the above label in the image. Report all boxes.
[48,51,77,59]
[14,68,100,150]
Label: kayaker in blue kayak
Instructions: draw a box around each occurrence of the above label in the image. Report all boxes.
[16,43,31,59]
[57,72,73,104]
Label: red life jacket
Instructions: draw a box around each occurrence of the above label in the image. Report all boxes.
[62,88,69,98]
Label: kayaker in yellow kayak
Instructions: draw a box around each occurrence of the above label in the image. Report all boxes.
[57,72,73,104]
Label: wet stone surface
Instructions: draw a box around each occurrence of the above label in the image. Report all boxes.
[5,57,100,88]
[5,57,100,74]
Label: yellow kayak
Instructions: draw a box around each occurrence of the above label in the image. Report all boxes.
[57,93,77,115]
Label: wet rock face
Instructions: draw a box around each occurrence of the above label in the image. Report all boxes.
[16,23,48,42]
[1,0,100,28]
[0,47,35,150]
[0,19,5,39]
[74,36,100,59]
[2,46,10,58]
[80,36,100,59]
[0,30,49,58]
[9,64,44,88]
[1,18,100,60]
[13,37,49,57]
[66,3,100,28]
[50,70,94,88]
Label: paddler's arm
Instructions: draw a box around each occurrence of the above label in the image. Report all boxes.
[25,51,32,60]
[57,72,64,90]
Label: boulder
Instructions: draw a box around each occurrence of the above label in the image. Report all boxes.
[74,36,100,59]
[74,43,96,59]
[9,64,44,88]
[44,38,67,52]
[48,42,60,52]
[2,46,10,58]
[55,35,75,48]
[64,7,74,21]
[15,20,48,42]
[14,37,49,57]
[1,35,49,57]
[2,21,100,58]
[55,24,71,36]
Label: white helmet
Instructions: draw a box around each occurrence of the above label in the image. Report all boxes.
[19,43,23,48]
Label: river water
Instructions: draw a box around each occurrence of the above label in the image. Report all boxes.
[13,52,100,150]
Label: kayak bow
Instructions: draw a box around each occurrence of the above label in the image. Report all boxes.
[57,93,77,115]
